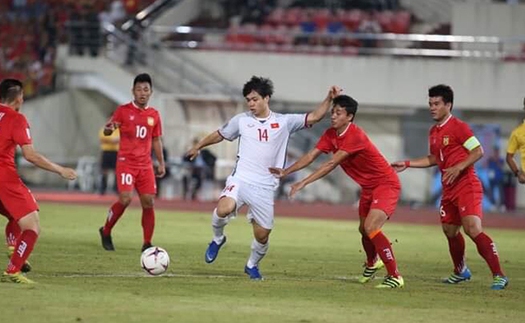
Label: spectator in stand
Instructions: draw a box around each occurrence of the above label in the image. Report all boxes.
[109,0,126,26]
[296,11,316,45]
[241,0,273,25]
[69,5,86,55]
[124,0,139,16]
[85,4,101,57]
[358,11,382,51]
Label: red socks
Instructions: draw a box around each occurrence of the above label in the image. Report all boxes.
[103,201,127,235]
[5,219,21,248]
[370,230,400,277]
[141,207,155,245]
[473,232,504,277]
[103,202,155,245]
[361,235,378,267]
[7,230,38,274]
[447,232,466,274]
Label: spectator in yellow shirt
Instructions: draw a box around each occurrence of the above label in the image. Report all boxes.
[99,126,120,194]
[506,97,525,184]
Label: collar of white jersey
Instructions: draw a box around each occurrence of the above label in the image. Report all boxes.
[131,100,150,110]
[437,114,453,128]
[253,110,273,122]
[338,122,352,137]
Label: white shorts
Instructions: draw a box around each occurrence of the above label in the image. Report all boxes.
[220,176,275,229]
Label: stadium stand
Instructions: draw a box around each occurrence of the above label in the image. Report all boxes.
[0,0,155,99]
[160,0,414,55]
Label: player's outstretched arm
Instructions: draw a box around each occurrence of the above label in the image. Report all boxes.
[185,131,224,161]
[306,86,343,126]
[391,155,437,172]
[20,144,77,180]
[269,148,323,178]
[289,150,349,198]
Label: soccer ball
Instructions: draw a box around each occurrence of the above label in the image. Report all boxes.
[140,246,170,276]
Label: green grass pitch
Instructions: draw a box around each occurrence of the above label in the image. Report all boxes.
[0,202,523,323]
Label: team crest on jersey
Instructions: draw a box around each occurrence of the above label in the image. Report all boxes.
[271,123,279,129]
[443,136,449,146]
[147,117,154,126]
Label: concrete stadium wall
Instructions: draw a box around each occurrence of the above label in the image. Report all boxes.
[175,50,525,111]
[453,3,525,36]
[20,90,115,186]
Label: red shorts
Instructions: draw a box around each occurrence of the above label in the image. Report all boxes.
[0,180,39,220]
[440,181,483,225]
[359,183,400,218]
[116,163,156,195]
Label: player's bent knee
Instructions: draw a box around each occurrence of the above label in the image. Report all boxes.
[441,225,460,238]
[139,195,155,208]
[17,211,41,234]
[463,226,482,239]
[216,198,236,217]
[119,195,133,206]
[254,233,270,244]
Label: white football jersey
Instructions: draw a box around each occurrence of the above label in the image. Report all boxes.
[219,111,309,190]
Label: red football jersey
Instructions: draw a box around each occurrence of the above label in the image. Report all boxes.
[110,102,162,169]
[0,104,32,182]
[429,116,479,190]
[316,123,399,189]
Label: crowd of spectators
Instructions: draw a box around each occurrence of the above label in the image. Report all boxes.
[181,1,412,55]
[0,0,154,99]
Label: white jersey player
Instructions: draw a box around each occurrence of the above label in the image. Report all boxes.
[186,76,341,279]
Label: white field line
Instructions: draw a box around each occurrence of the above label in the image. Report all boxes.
[33,272,525,282]
[33,272,362,281]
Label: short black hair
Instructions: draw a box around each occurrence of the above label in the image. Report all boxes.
[242,76,274,98]
[429,84,454,109]
[333,95,358,120]
[133,73,152,88]
[0,78,23,104]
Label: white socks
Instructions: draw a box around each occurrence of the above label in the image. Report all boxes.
[247,239,269,268]
[212,208,229,243]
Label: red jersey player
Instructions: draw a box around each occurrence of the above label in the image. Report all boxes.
[0,78,77,284]
[98,73,166,252]
[270,94,404,288]
[392,84,508,290]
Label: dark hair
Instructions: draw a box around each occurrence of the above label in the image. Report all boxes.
[333,95,358,120]
[242,76,274,98]
[133,73,152,88]
[0,79,23,103]
[429,84,454,109]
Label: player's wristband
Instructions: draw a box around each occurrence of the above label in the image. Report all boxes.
[404,160,411,168]
[515,170,521,177]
